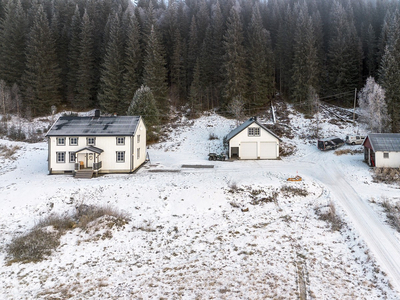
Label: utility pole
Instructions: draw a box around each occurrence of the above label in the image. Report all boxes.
[353,88,357,124]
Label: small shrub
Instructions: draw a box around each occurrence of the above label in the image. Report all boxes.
[373,168,400,185]
[0,144,20,159]
[8,125,26,141]
[209,133,218,140]
[75,204,129,229]
[381,199,400,232]
[280,185,309,197]
[334,149,363,156]
[6,205,129,264]
[6,229,60,264]
[316,201,343,231]
[35,214,75,231]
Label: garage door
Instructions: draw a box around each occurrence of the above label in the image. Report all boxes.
[260,142,277,159]
[241,142,257,159]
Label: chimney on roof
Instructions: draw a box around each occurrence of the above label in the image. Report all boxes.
[253,116,257,122]
[94,109,100,118]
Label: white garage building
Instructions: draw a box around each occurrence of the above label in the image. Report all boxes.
[226,117,281,160]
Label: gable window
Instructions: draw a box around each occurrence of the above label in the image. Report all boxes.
[87,137,96,146]
[69,152,76,163]
[56,152,65,163]
[248,127,260,137]
[116,137,125,145]
[137,148,140,160]
[57,137,65,146]
[69,137,78,146]
[384,152,389,159]
[137,135,140,143]
[116,151,125,163]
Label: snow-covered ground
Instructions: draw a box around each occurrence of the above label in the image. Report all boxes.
[0,107,400,299]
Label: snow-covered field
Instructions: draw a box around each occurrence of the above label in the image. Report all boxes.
[0,107,400,299]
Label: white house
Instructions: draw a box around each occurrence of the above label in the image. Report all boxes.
[46,111,146,176]
[225,117,281,159]
[363,133,400,168]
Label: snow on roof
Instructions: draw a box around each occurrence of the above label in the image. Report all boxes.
[45,116,141,137]
[366,133,400,152]
[225,117,281,141]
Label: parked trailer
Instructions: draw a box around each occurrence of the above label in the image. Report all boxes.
[317,137,345,151]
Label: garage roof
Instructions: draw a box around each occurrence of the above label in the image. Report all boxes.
[46,116,141,137]
[226,117,281,141]
[364,133,400,152]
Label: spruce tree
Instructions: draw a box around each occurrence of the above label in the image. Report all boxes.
[378,10,400,132]
[210,0,225,102]
[222,5,247,107]
[248,3,275,108]
[170,27,186,104]
[143,25,168,114]
[22,4,61,116]
[98,12,126,115]
[75,10,95,109]
[189,58,202,114]
[327,1,363,104]
[0,0,27,86]
[127,85,160,129]
[123,12,142,108]
[291,3,319,109]
[66,5,81,105]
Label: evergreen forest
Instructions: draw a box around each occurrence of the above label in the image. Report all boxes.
[1,0,400,132]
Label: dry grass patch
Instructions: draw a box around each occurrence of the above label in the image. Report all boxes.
[334,148,363,156]
[0,144,20,159]
[6,205,129,264]
[280,185,309,197]
[315,201,343,231]
[373,167,400,185]
[381,199,400,232]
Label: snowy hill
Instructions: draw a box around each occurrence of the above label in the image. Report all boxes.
[0,106,400,299]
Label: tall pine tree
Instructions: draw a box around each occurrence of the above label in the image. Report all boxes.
[98,12,126,114]
[143,25,168,114]
[75,9,95,109]
[248,3,275,108]
[222,5,247,107]
[378,10,400,132]
[22,4,61,116]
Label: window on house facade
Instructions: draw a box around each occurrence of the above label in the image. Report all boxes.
[137,135,140,143]
[87,137,96,146]
[116,151,125,163]
[116,137,125,145]
[69,152,76,163]
[384,152,389,159]
[57,137,65,146]
[56,152,66,163]
[248,127,260,137]
[137,148,140,160]
[69,137,78,146]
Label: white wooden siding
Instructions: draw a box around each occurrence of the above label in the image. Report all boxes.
[375,151,400,168]
[229,124,279,159]
[48,118,147,174]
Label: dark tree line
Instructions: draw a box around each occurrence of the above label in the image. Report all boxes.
[0,0,400,131]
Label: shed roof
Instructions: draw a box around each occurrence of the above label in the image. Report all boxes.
[226,117,281,142]
[363,133,400,152]
[46,116,141,137]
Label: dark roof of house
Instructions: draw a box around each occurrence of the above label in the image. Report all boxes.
[46,116,141,137]
[74,146,104,154]
[364,133,400,152]
[226,117,282,142]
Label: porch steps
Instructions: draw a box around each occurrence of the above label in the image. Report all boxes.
[74,169,94,179]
